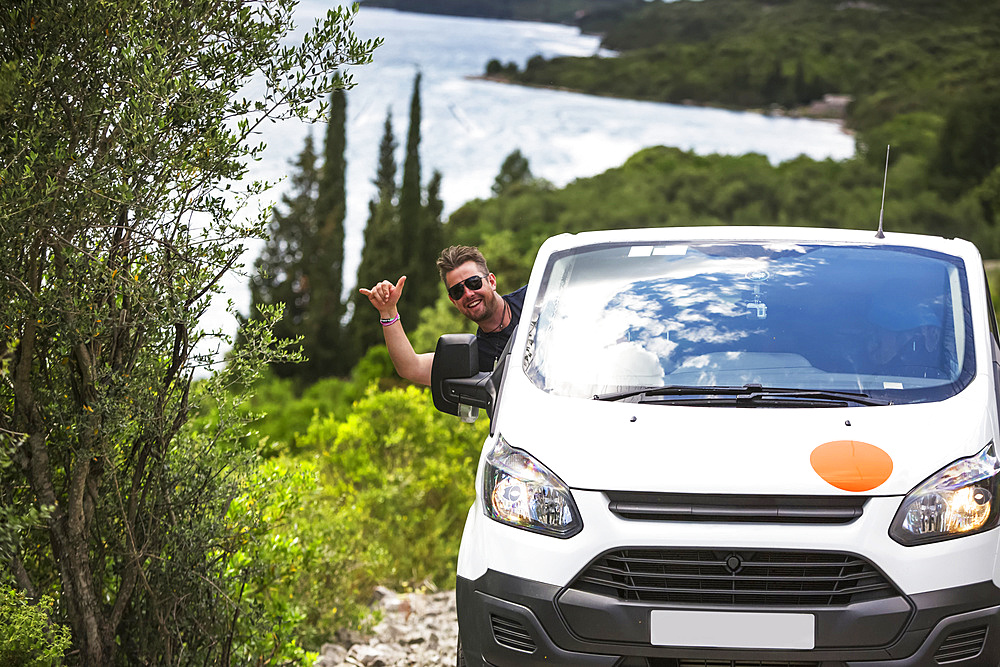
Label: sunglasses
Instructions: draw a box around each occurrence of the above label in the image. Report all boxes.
[447,274,488,300]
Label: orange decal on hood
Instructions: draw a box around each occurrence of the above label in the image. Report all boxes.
[810,440,893,492]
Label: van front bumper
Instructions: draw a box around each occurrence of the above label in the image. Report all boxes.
[456,569,1000,667]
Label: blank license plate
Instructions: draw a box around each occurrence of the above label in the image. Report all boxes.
[650,609,815,649]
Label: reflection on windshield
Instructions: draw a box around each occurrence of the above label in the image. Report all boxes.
[523,242,974,405]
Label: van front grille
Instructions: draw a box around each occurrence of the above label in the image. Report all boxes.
[606,492,866,524]
[569,548,899,607]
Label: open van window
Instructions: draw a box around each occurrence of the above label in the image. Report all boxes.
[523,242,975,405]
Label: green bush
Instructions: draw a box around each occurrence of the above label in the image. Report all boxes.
[244,374,355,455]
[215,348,404,459]
[237,383,487,649]
[303,384,489,590]
[0,585,71,667]
[222,456,388,654]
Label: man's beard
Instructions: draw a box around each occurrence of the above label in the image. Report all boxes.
[467,293,500,325]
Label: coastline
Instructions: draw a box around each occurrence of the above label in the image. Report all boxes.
[469,74,852,134]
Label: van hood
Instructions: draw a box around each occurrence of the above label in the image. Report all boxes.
[494,378,994,496]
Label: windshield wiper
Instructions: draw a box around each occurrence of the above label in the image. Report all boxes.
[594,384,890,406]
[594,384,750,401]
[734,386,891,406]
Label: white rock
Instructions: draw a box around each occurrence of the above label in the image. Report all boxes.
[313,643,349,667]
[323,589,459,667]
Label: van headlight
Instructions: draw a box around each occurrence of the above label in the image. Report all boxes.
[890,443,1000,546]
[483,437,582,538]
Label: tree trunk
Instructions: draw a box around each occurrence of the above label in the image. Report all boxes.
[12,248,115,665]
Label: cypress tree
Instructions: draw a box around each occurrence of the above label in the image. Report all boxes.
[244,88,351,380]
[306,87,349,377]
[350,109,402,360]
[245,134,320,378]
[374,109,400,213]
[349,87,445,363]
[399,72,433,315]
[426,169,444,225]
[422,168,444,287]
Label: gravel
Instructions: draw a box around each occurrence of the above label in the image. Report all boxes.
[314,587,459,667]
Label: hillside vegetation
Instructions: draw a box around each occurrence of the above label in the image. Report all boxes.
[512,0,998,132]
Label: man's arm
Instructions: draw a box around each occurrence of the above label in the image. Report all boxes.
[359,276,433,386]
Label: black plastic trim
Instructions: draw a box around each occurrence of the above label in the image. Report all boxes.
[606,492,867,524]
[456,570,1000,666]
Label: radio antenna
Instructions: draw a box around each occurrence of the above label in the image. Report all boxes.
[876,145,890,239]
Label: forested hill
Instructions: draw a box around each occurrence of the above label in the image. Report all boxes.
[505,0,1000,134]
[358,0,637,25]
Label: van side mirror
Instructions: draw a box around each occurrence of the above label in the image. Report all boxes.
[431,334,496,422]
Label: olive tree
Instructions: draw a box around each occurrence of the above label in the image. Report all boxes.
[0,0,378,663]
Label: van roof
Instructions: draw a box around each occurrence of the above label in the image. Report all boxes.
[539,226,977,258]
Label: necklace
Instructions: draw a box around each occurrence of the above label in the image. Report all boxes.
[485,298,510,334]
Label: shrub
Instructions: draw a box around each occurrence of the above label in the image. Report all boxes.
[303,384,489,589]
[0,585,71,666]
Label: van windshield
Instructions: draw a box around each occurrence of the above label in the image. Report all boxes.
[523,242,975,405]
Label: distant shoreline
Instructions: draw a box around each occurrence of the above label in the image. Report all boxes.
[469,74,852,134]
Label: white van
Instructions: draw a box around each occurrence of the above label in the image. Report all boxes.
[431,227,1000,667]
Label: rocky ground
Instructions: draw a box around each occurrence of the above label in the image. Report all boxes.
[314,587,459,667]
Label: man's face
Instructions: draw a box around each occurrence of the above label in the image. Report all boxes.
[445,261,499,324]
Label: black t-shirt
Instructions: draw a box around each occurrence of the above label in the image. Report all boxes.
[476,286,526,372]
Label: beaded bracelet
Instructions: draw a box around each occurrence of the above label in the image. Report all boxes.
[379,314,400,327]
